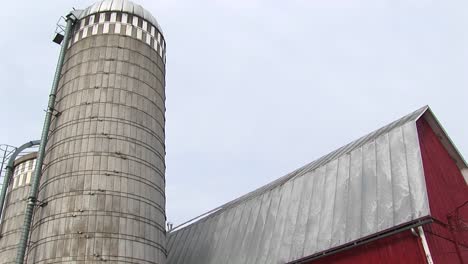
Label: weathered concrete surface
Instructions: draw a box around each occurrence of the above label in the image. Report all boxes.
[26,10,167,264]
[0,155,37,264]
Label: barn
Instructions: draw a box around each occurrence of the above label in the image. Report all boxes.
[166,106,468,264]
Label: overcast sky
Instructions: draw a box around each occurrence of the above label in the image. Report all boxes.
[0,0,467,226]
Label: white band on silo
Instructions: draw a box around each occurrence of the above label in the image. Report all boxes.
[70,12,166,64]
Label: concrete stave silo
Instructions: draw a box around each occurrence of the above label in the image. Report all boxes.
[26,1,167,263]
[0,153,37,263]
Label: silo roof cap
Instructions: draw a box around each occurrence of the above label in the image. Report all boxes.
[78,0,163,34]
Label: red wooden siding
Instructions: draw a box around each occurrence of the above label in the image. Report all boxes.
[417,118,468,263]
[306,229,427,264]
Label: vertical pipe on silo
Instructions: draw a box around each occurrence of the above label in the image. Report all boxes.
[15,17,75,264]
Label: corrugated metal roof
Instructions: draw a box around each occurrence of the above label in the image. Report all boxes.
[166,106,448,264]
[78,0,163,33]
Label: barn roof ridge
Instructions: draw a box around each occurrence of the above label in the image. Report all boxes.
[171,105,430,232]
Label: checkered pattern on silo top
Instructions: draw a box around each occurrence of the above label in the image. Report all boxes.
[69,12,167,63]
[11,158,36,189]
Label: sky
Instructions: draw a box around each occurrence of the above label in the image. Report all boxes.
[0,0,467,226]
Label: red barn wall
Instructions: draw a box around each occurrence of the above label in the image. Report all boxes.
[417,118,468,263]
[306,230,427,264]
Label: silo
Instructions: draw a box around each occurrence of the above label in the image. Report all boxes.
[27,1,167,263]
[0,153,37,263]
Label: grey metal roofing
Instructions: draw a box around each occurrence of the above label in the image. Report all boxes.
[166,106,467,264]
[78,0,163,33]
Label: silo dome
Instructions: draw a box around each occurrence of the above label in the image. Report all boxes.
[78,0,163,33]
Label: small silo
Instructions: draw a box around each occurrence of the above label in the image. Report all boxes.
[0,153,37,263]
[27,1,167,263]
